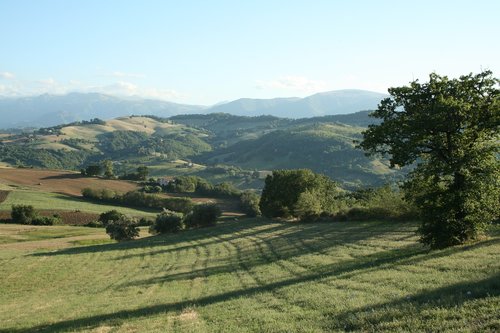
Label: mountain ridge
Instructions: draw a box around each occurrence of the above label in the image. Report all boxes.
[0,89,387,128]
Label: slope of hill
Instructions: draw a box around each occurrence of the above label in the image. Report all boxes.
[1,219,498,332]
[0,113,399,188]
[197,123,399,187]
[0,116,212,169]
[0,93,204,128]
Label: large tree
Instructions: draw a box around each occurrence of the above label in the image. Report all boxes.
[360,71,499,248]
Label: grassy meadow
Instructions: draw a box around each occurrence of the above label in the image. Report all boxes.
[0,189,158,218]
[0,218,498,332]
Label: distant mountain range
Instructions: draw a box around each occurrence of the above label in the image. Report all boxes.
[0,89,387,128]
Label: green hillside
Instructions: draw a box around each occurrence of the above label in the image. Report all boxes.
[0,219,498,332]
[198,123,400,187]
[0,113,401,189]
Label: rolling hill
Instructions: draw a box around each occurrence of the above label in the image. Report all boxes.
[0,113,401,188]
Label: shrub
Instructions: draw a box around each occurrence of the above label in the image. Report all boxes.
[184,203,221,229]
[99,210,125,226]
[150,210,184,234]
[239,191,261,217]
[105,216,139,241]
[137,217,154,226]
[85,220,104,228]
[32,215,61,226]
[11,205,37,224]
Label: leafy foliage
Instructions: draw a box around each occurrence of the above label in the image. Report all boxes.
[98,210,125,226]
[184,203,221,228]
[239,191,261,217]
[259,169,342,218]
[150,210,184,234]
[81,188,194,214]
[105,216,140,241]
[10,205,61,225]
[360,71,500,248]
[11,204,37,224]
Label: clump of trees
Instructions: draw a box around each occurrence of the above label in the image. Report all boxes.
[105,216,140,241]
[149,204,221,235]
[259,169,343,220]
[360,71,499,248]
[149,210,184,234]
[10,205,61,225]
[119,166,149,181]
[81,164,102,176]
[165,176,240,198]
[184,204,221,228]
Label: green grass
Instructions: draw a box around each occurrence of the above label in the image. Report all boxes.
[0,225,100,244]
[0,219,498,332]
[0,189,158,218]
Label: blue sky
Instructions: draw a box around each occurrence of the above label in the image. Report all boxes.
[0,0,498,105]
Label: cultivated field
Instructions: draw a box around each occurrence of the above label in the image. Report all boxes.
[0,167,138,196]
[0,219,498,332]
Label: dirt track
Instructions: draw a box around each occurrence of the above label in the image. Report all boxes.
[0,167,138,196]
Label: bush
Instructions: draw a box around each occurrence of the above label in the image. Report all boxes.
[85,220,104,228]
[32,215,61,226]
[137,217,154,226]
[105,216,139,241]
[11,205,37,224]
[239,191,261,217]
[161,197,195,214]
[99,210,125,226]
[184,203,221,229]
[150,210,184,234]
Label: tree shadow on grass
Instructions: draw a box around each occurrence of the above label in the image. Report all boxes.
[5,238,499,333]
[120,237,499,289]
[326,273,500,332]
[41,173,83,180]
[30,218,287,256]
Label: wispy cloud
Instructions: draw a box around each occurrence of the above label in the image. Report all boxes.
[256,76,329,93]
[0,77,185,101]
[86,81,184,100]
[0,72,15,79]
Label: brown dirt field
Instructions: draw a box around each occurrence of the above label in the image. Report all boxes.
[0,210,99,225]
[0,167,138,196]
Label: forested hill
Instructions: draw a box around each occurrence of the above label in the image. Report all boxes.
[0,112,401,188]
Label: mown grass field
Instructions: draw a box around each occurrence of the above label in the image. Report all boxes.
[0,218,498,332]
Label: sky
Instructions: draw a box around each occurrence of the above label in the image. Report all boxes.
[0,0,498,105]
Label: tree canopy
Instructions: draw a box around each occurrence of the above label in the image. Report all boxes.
[360,71,499,248]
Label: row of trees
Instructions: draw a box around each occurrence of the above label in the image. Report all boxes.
[81,188,194,214]
[81,163,149,181]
